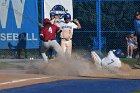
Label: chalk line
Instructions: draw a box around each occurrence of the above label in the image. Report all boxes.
[0,76,54,85]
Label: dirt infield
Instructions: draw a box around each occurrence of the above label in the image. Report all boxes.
[0,55,140,90]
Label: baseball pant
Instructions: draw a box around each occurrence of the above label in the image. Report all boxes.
[137,38,140,64]
[41,40,63,62]
[91,51,102,67]
[61,39,72,57]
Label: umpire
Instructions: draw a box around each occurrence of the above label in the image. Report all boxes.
[133,11,140,68]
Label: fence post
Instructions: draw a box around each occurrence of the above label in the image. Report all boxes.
[96,0,102,55]
[41,0,44,24]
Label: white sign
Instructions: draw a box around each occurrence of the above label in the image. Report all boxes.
[0,0,25,28]
[44,0,73,19]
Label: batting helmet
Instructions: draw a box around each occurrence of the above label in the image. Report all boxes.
[113,49,122,58]
[50,12,55,17]
[44,18,50,24]
[64,13,71,20]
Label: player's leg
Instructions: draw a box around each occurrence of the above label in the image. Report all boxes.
[41,42,49,62]
[132,39,140,69]
[52,40,63,57]
[66,40,72,57]
[47,48,56,59]
[91,51,102,66]
[61,39,66,54]
[137,41,140,64]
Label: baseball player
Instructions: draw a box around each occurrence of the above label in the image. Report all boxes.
[40,18,63,62]
[47,12,57,59]
[91,49,122,68]
[50,12,64,26]
[50,12,56,24]
[49,12,64,59]
[58,13,81,57]
[133,11,140,68]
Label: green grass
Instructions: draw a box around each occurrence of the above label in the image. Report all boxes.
[132,90,140,93]
[0,62,16,69]
[121,58,137,65]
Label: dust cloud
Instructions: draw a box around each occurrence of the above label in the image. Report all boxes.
[26,53,131,77]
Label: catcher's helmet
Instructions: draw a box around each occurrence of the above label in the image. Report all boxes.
[64,13,71,20]
[44,18,50,24]
[50,12,55,17]
[113,49,122,58]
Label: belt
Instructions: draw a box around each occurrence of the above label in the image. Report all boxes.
[43,39,55,42]
[61,38,72,41]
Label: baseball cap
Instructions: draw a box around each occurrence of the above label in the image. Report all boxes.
[44,18,50,24]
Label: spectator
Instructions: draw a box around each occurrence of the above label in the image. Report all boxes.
[126,32,137,58]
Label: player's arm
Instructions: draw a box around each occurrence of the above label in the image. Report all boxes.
[38,23,44,28]
[73,19,81,29]
[55,25,62,33]
[40,27,45,40]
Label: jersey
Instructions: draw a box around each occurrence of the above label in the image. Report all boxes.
[40,24,60,41]
[58,22,78,39]
[102,51,122,68]
[134,19,140,37]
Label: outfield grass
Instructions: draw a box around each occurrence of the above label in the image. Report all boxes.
[121,58,137,65]
[0,62,16,69]
[133,90,140,93]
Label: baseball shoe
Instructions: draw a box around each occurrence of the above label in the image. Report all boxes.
[49,55,55,60]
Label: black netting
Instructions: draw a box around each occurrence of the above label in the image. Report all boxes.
[1,0,140,58]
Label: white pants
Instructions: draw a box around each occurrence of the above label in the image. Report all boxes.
[91,51,122,68]
[61,39,72,57]
[41,40,63,61]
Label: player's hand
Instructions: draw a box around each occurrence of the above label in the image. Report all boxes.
[55,16,60,22]
[38,23,44,27]
[40,35,44,40]
[74,19,79,24]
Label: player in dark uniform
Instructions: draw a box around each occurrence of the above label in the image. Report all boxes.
[133,11,140,68]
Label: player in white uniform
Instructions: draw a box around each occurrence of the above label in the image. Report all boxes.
[58,13,81,57]
[91,49,122,68]
[48,12,64,59]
